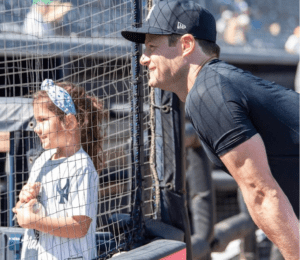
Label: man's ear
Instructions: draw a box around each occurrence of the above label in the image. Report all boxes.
[64,114,78,131]
[181,34,196,57]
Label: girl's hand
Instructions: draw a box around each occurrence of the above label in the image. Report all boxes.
[13,200,24,212]
[15,199,41,229]
[19,183,41,203]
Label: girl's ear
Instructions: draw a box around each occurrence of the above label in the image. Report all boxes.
[64,114,78,131]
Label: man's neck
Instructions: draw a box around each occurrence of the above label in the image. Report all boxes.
[186,56,218,97]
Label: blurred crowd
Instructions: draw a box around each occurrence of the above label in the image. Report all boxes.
[0,0,298,53]
[208,0,299,51]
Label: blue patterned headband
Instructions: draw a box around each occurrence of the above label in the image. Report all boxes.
[41,79,77,115]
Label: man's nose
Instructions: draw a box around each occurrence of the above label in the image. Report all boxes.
[140,53,150,66]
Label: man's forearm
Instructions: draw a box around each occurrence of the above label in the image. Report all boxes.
[31,215,92,239]
[244,187,299,260]
[220,134,299,259]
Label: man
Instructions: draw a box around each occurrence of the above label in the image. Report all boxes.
[121,1,299,259]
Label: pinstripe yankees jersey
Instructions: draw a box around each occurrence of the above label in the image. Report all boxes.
[21,147,98,260]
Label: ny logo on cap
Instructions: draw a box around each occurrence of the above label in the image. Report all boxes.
[177,22,186,29]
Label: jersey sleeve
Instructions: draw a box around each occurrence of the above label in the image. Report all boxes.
[66,165,99,219]
[186,73,257,157]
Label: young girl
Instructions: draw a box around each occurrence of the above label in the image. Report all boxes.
[13,79,105,260]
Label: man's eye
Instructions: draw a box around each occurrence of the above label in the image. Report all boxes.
[147,45,155,51]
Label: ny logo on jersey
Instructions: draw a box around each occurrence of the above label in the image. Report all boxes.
[57,179,70,204]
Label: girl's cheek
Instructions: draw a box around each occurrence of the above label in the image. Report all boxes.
[40,123,45,133]
[44,121,51,132]
[38,122,48,135]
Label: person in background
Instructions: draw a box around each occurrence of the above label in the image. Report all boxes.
[23,1,72,37]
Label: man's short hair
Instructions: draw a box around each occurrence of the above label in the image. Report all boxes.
[168,34,220,58]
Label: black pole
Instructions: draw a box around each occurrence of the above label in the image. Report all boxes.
[130,0,144,248]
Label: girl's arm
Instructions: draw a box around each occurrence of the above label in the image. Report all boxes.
[34,215,92,239]
[15,199,92,239]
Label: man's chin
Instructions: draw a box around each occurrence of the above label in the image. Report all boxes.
[148,79,156,88]
[149,83,171,92]
[148,80,164,90]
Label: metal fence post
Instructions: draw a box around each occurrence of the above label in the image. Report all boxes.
[130,0,145,248]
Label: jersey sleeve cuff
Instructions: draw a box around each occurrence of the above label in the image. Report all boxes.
[216,130,257,156]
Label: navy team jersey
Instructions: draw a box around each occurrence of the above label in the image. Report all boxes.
[185,59,299,217]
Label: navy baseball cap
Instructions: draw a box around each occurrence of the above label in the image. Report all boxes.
[121,0,216,43]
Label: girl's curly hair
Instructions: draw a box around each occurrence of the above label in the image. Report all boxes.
[33,81,106,173]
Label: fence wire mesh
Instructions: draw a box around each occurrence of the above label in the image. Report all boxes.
[0,0,155,259]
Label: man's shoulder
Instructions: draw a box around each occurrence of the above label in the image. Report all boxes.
[187,60,230,103]
[190,59,254,101]
[200,59,238,75]
[193,59,238,89]
[199,59,250,81]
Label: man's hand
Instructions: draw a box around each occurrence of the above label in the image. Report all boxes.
[14,199,41,229]
[19,182,41,203]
